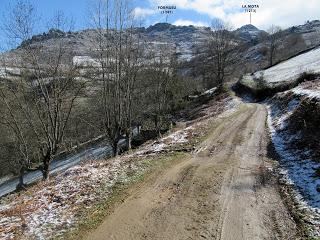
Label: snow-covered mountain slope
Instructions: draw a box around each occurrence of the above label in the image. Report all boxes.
[240,46,320,91]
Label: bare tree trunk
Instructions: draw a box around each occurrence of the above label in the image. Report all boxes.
[125,131,132,150]
[269,46,274,66]
[154,115,161,138]
[112,141,119,157]
[16,166,26,191]
[169,121,173,133]
[267,25,282,67]
[42,150,52,180]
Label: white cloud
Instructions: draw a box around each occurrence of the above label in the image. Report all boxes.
[173,19,209,27]
[149,0,320,30]
[133,7,156,19]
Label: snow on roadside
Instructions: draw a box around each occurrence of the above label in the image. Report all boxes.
[225,98,241,112]
[0,158,132,240]
[134,97,241,157]
[134,127,192,156]
[291,79,320,100]
[163,128,190,143]
[267,93,320,237]
[0,124,196,239]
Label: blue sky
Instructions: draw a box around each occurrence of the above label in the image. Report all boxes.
[0,0,216,31]
[0,0,90,31]
[0,0,320,35]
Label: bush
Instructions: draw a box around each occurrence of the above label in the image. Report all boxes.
[297,72,320,84]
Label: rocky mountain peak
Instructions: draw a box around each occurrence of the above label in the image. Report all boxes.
[19,28,70,48]
[234,24,267,42]
[146,23,173,32]
[237,24,260,31]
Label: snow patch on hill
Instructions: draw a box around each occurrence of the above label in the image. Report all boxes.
[241,47,320,90]
[0,67,21,78]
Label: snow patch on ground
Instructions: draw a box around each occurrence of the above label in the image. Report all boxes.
[163,129,190,143]
[73,56,100,67]
[188,87,217,100]
[135,128,192,156]
[292,87,320,100]
[0,158,133,239]
[226,98,241,111]
[0,67,21,78]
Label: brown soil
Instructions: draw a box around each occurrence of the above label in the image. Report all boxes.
[85,103,299,240]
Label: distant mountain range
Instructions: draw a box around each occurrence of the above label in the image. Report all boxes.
[0,22,268,66]
[1,20,320,76]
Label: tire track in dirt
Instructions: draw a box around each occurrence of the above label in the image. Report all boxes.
[85,103,298,240]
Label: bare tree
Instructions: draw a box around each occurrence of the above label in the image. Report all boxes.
[205,19,235,90]
[1,0,38,48]
[89,0,120,156]
[267,25,282,66]
[141,42,182,138]
[47,10,75,32]
[89,0,141,155]
[122,25,143,150]
[0,87,31,189]
[0,1,85,182]
[0,0,38,188]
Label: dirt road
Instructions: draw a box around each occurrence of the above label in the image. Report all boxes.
[86,103,298,240]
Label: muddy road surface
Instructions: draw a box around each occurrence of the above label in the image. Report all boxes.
[86,103,298,240]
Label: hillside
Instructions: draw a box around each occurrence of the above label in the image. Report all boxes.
[235,20,320,75]
[239,46,320,94]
